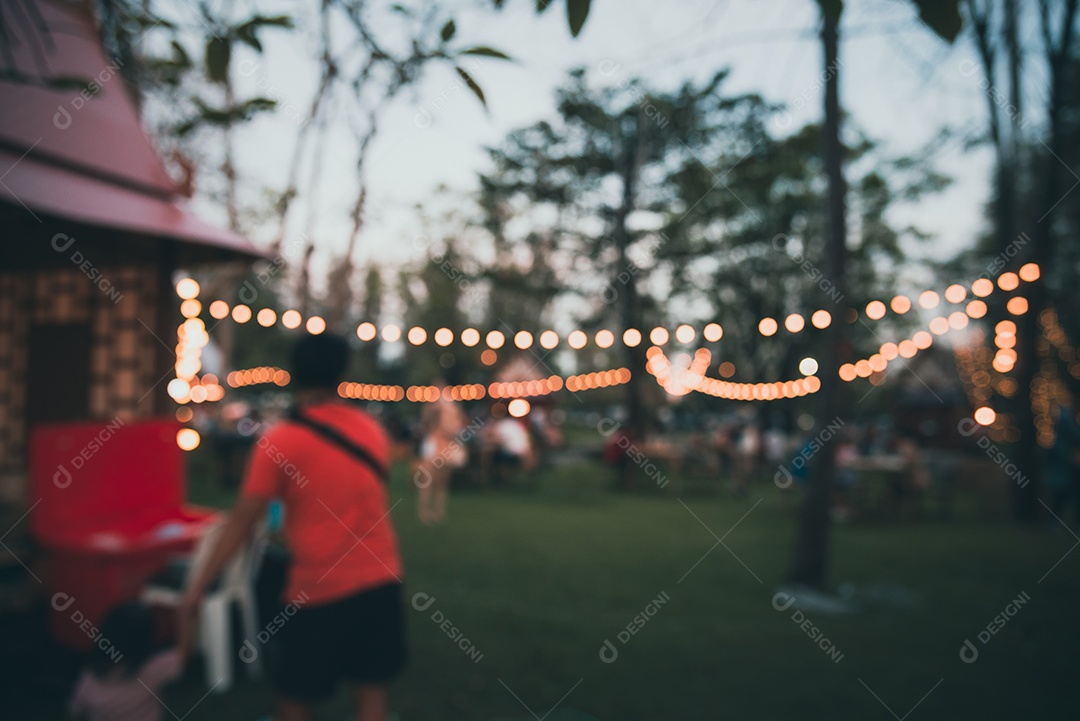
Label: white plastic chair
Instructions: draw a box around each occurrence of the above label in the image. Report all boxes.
[142,517,267,692]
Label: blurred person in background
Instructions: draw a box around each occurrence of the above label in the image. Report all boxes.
[69,601,188,721]
[1047,401,1080,528]
[180,333,406,721]
[416,379,467,523]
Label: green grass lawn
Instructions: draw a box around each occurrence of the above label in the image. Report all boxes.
[163,455,1080,721]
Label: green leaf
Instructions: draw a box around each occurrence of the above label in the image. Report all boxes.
[910,0,962,43]
[566,0,591,36]
[441,19,456,42]
[235,15,293,33]
[817,0,843,25]
[175,118,199,137]
[536,0,554,13]
[458,46,513,60]
[236,27,262,53]
[455,66,486,109]
[205,36,230,83]
[170,40,191,68]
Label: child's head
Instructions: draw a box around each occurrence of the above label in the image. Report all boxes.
[92,602,154,679]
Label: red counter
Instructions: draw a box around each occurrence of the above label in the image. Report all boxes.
[29,418,217,650]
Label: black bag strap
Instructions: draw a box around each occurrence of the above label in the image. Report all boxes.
[288,408,389,483]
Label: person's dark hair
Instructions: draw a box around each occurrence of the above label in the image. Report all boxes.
[92,602,155,679]
[290,333,350,389]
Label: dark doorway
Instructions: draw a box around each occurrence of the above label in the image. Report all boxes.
[25,323,92,425]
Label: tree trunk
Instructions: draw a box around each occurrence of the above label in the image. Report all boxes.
[786,8,847,588]
[1003,0,1040,523]
[1014,0,1079,522]
[615,111,649,490]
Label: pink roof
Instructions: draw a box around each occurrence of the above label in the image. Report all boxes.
[0,0,266,259]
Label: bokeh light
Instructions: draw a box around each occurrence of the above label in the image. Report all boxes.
[175,278,200,299]
[176,428,201,451]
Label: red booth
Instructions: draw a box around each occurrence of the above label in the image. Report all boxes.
[29,418,217,650]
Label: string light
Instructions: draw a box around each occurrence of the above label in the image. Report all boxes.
[1007,297,1028,315]
[1019,263,1040,282]
[232,305,251,323]
[180,299,201,318]
[257,308,277,327]
[176,269,1047,411]
[646,348,819,401]
[972,278,994,297]
[944,284,967,304]
[461,328,480,347]
[357,322,377,341]
[282,310,302,329]
[408,327,427,345]
[227,366,291,388]
[675,325,695,344]
[176,428,201,451]
[209,300,230,319]
[175,279,200,300]
[187,269,1039,349]
[508,399,531,418]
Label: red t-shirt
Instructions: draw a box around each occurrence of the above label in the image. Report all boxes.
[242,402,403,606]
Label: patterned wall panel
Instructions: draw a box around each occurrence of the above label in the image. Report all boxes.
[0,266,164,502]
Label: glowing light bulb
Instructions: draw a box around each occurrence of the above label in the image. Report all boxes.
[382,324,401,342]
[256,308,276,327]
[176,278,200,300]
[176,428,201,451]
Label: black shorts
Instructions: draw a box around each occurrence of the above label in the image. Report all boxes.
[271,582,407,702]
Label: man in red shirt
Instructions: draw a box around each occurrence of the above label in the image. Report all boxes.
[180,333,406,721]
